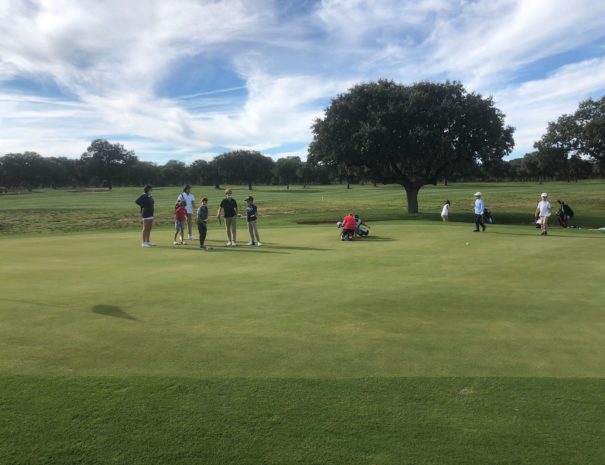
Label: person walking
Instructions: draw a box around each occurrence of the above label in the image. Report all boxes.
[244,196,262,246]
[177,185,196,240]
[473,192,486,232]
[217,188,238,246]
[196,197,209,249]
[535,193,552,236]
[441,200,450,222]
[135,184,155,247]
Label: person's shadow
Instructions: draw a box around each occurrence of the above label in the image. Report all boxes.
[92,305,137,321]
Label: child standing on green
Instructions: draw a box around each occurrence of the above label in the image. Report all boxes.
[196,197,209,249]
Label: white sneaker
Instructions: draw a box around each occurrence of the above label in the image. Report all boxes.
[247,241,254,246]
[173,241,179,245]
[142,242,152,248]
[181,241,187,245]
[226,241,232,246]
[232,242,237,247]
[256,242,262,246]
[189,236,195,240]
[148,242,156,246]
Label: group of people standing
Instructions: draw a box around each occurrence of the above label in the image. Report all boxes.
[135,185,262,249]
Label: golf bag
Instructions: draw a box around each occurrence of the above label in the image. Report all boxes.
[483,208,494,224]
[356,224,370,236]
[355,216,370,237]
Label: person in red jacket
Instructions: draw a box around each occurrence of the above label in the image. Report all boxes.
[341,213,356,241]
[173,200,188,245]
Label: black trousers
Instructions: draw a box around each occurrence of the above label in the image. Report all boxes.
[197,222,207,245]
[474,214,485,231]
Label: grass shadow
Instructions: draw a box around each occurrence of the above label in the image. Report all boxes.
[361,235,394,242]
[92,305,137,321]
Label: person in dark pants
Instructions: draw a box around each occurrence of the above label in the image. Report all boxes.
[473,192,486,232]
[196,197,209,249]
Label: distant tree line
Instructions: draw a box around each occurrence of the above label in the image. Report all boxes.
[0,140,323,192]
[1,92,603,194]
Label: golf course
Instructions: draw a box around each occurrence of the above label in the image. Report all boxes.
[1,182,604,465]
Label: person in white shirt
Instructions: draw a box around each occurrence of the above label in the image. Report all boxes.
[535,193,552,236]
[177,185,196,240]
[473,192,486,232]
[441,200,450,222]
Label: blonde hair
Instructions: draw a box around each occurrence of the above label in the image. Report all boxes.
[224,188,232,195]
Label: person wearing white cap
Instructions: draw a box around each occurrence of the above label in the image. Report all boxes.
[473,192,486,232]
[535,193,552,236]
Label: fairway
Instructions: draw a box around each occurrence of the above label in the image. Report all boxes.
[1,216,605,464]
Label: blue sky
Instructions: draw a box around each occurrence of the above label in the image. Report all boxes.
[1,0,605,163]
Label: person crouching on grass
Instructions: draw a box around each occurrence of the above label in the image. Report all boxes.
[535,193,552,236]
[173,200,188,245]
[196,197,209,249]
[244,196,262,246]
[341,213,356,241]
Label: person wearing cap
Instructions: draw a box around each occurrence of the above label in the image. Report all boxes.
[535,193,552,236]
[473,192,486,232]
[217,188,238,246]
[244,196,262,246]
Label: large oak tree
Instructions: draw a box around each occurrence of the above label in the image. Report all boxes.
[309,80,515,213]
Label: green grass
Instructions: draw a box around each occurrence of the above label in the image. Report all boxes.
[1,180,604,234]
[1,219,605,464]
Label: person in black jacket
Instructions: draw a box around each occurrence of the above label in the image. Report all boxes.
[135,184,155,247]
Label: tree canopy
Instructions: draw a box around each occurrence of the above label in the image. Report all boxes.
[308,80,515,212]
[535,96,605,162]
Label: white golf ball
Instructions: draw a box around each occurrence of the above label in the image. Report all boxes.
[466,242,470,245]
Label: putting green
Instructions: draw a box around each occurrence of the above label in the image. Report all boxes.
[1,222,604,378]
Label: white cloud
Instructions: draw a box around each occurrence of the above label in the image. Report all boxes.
[1,0,604,163]
[495,58,605,156]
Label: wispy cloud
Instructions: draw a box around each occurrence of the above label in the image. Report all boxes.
[1,0,604,162]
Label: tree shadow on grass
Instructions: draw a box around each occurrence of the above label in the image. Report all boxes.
[92,305,137,321]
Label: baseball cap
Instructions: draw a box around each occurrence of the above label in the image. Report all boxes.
[541,192,548,197]
[474,192,481,196]
[244,196,254,201]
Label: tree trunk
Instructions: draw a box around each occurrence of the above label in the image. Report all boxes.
[248,181,252,190]
[402,184,420,214]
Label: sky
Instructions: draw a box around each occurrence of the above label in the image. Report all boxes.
[1,0,605,164]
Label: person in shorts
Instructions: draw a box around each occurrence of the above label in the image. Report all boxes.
[535,193,551,236]
[173,200,188,245]
[196,197,209,249]
[135,184,155,248]
[177,185,196,240]
[244,196,262,246]
[441,200,450,222]
[217,188,238,246]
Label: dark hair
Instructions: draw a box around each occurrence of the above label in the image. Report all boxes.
[201,197,208,202]
[183,184,191,192]
[144,184,152,193]
[445,200,450,205]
